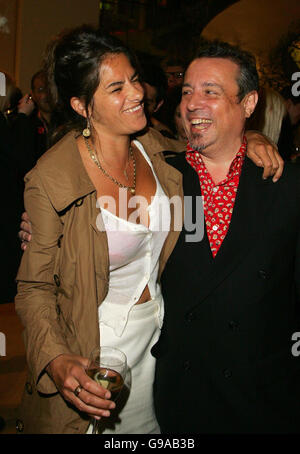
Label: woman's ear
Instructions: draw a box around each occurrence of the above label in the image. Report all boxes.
[243,91,259,118]
[70,97,87,118]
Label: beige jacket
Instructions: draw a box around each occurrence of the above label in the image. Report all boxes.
[15,128,184,434]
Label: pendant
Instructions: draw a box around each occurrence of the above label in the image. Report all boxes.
[130,188,135,195]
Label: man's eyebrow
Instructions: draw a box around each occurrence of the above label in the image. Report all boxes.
[203,82,224,91]
[105,72,139,89]
[182,83,192,88]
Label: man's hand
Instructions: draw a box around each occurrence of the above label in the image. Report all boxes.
[245,130,284,182]
[18,211,32,250]
[46,354,115,420]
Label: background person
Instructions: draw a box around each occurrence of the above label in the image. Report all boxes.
[281,87,300,162]
[162,57,186,91]
[139,58,174,138]
[12,70,52,174]
[247,86,295,161]
[247,87,287,144]
[0,72,23,302]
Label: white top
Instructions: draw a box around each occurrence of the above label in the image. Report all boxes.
[96,140,171,337]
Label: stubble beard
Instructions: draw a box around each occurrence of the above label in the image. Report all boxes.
[188,132,208,153]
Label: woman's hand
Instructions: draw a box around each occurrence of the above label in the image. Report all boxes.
[18,94,35,116]
[18,211,32,250]
[246,130,284,182]
[46,354,116,419]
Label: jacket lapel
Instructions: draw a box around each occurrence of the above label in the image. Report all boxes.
[36,132,95,212]
[185,157,277,309]
[181,155,213,266]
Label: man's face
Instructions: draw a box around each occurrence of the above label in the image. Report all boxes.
[31,74,51,114]
[180,57,255,154]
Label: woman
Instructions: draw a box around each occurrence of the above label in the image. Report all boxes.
[15,25,283,435]
[246,87,287,145]
[15,25,184,435]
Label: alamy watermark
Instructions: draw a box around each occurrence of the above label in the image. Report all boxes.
[0,332,6,356]
[0,71,6,96]
[291,72,300,97]
[95,190,205,243]
[291,332,300,357]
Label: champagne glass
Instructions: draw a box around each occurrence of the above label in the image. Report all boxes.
[87,347,127,434]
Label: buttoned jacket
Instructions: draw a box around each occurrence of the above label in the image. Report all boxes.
[15,128,184,434]
[154,153,300,433]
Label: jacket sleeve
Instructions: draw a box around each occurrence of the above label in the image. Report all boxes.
[15,167,72,395]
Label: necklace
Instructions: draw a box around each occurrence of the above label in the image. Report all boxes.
[84,137,136,195]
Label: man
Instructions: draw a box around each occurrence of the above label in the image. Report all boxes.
[279,88,300,161]
[17,70,52,162]
[154,58,186,135]
[14,70,52,168]
[11,70,53,211]
[162,58,185,91]
[0,112,22,302]
[153,41,300,433]
[140,59,174,138]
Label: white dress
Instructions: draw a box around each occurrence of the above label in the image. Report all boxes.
[86,141,170,434]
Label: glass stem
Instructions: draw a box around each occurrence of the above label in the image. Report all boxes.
[92,418,99,434]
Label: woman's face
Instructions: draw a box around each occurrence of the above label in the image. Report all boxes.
[90,53,146,137]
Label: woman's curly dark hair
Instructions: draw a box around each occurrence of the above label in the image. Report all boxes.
[44,24,141,144]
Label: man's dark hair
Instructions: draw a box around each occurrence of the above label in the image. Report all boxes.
[195,40,259,102]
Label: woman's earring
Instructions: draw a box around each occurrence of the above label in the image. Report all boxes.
[82,118,91,138]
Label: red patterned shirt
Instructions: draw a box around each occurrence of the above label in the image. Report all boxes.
[186,137,247,257]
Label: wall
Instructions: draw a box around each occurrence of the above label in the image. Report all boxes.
[0,0,18,79]
[203,0,300,63]
[16,0,99,93]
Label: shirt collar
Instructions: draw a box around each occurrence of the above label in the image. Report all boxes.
[185,136,247,184]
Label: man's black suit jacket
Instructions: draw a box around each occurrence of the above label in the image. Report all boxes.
[153,152,300,433]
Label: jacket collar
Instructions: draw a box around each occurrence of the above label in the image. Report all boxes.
[35,128,184,213]
[137,127,184,157]
[35,131,94,212]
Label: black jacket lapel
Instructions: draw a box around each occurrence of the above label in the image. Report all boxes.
[183,157,277,309]
[191,158,274,308]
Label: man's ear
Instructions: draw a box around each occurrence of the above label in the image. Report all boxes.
[243,91,258,118]
[154,99,164,113]
[70,97,87,118]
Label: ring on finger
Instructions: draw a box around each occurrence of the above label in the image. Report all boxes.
[74,385,83,398]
